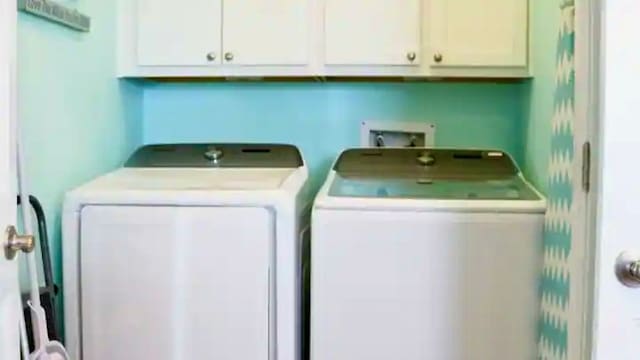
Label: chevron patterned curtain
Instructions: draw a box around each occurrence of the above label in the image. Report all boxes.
[538,1,575,359]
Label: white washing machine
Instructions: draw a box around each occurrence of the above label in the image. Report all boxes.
[311,148,546,360]
[63,144,310,360]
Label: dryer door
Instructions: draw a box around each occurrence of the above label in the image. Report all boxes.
[79,205,273,360]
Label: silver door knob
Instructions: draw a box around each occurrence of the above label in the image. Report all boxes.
[204,148,224,163]
[615,251,640,287]
[407,52,417,62]
[224,52,234,62]
[434,53,443,63]
[4,225,35,260]
[206,52,217,61]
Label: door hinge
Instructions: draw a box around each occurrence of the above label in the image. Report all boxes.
[582,141,592,193]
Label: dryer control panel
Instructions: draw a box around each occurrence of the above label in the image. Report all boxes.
[125,143,304,168]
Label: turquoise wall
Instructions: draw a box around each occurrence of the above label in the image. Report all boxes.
[16,0,560,350]
[17,1,142,313]
[144,82,525,188]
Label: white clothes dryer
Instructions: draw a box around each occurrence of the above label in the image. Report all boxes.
[63,144,310,360]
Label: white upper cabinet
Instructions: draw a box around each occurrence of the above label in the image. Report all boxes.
[428,0,528,68]
[136,0,222,66]
[223,0,311,66]
[324,0,422,66]
[121,0,530,77]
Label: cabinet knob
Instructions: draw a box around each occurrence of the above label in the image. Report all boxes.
[434,53,443,63]
[224,52,234,62]
[407,52,417,62]
[206,52,216,61]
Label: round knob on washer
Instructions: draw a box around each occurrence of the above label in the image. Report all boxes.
[204,148,224,162]
[417,152,436,166]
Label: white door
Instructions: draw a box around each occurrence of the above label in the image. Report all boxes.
[429,0,528,67]
[591,0,640,358]
[137,0,222,66]
[222,0,310,66]
[0,0,18,358]
[79,205,272,360]
[324,0,421,66]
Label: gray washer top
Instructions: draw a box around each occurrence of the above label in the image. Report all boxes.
[334,148,519,180]
[330,149,540,200]
[125,144,303,168]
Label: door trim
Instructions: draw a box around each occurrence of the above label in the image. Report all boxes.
[1,0,17,176]
[575,0,602,358]
[0,0,19,358]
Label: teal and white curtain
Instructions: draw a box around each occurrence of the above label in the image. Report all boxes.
[538,1,575,359]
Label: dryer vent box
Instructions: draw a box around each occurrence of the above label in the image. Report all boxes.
[361,121,436,148]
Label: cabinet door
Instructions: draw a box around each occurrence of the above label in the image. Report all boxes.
[80,206,272,360]
[223,0,310,66]
[324,0,421,66]
[137,0,222,66]
[429,0,528,67]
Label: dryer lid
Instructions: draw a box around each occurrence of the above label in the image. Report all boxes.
[91,168,297,191]
[125,144,303,168]
[330,149,541,200]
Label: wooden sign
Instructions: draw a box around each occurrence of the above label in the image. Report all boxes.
[18,0,91,32]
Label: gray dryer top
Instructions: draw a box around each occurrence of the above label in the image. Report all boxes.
[125,143,304,168]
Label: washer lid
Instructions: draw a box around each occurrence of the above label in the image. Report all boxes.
[330,149,541,201]
[125,143,303,168]
[334,148,518,179]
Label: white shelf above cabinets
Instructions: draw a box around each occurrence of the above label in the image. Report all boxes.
[118,0,531,79]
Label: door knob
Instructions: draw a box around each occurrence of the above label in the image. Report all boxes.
[224,52,234,62]
[407,52,417,62]
[4,225,35,260]
[615,251,640,287]
[434,53,443,63]
[206,52,217,62]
